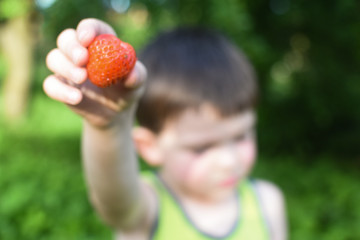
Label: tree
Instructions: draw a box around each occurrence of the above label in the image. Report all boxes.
[0,0,38,122]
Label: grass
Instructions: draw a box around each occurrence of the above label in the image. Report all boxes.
[0,92,112,239]
[0,91,359,239]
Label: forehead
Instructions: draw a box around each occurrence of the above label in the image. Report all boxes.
[160,105,256,146]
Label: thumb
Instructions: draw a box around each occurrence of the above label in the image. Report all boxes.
[124,61,148,89]
[76,18,117,47]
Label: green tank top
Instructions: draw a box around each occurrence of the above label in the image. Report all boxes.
[141,171,270,240]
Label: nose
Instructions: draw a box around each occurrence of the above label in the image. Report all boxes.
[215,143,237,169]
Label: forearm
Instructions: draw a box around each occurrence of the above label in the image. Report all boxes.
[81,109,142,227]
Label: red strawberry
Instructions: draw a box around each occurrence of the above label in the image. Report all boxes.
[87,34,137,88]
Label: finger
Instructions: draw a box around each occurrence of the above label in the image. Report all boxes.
[76,18,117,47]
[124,61,148,89]
[43,75,83,105]
[57,28,88,66]
[46,49,87,84]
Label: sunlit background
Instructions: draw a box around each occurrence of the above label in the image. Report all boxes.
[0,0,359,239]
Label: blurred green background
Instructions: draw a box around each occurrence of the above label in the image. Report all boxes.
[0,0,359,239]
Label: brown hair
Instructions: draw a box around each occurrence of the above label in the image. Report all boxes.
[137,27,258,133]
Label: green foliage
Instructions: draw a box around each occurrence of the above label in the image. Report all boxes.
[0,0,30,20]
[0,94,111,239]
[0,93,359,239]
[40,0,108,41]
[253,157,360,240]
[245,0,360,157]
[36,0,360,158]
[1,0,359,239]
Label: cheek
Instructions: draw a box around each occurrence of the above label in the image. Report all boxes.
[168,152,198,180]
[237,140,257,167]
[179,154,210,186]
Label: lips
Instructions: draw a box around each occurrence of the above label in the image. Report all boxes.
[219,177,238,187]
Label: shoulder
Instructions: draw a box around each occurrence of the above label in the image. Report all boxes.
[253,179,285,206]
[252,179,287,240]
[139,172,159,230]
[114,173,159,239]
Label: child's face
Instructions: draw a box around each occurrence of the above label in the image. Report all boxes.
[156,105,257,202]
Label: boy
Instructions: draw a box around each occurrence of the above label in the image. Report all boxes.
[44,18,287,240]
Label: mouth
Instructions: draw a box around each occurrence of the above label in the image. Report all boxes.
[219,177,238,187]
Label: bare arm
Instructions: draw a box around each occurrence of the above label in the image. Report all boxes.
[82,107,143,228]
[43,19,154,231]
[255,180,288,240]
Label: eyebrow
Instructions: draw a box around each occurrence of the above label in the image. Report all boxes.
[181,122,255,149]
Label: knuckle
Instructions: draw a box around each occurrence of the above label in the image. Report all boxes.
[77,18,96,30]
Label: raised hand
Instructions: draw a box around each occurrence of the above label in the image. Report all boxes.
[43,18,147,128]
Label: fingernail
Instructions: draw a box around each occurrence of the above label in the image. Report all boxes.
[134,72,144,87]
[125,70,141,88]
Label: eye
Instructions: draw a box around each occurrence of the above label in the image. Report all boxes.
[235,129,254,142]
[235,134,246,141]
[191,144,212,154]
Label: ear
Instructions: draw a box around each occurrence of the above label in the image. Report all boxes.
[132,126,163,166]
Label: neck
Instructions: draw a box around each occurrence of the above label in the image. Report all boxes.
[158,170,237,205]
